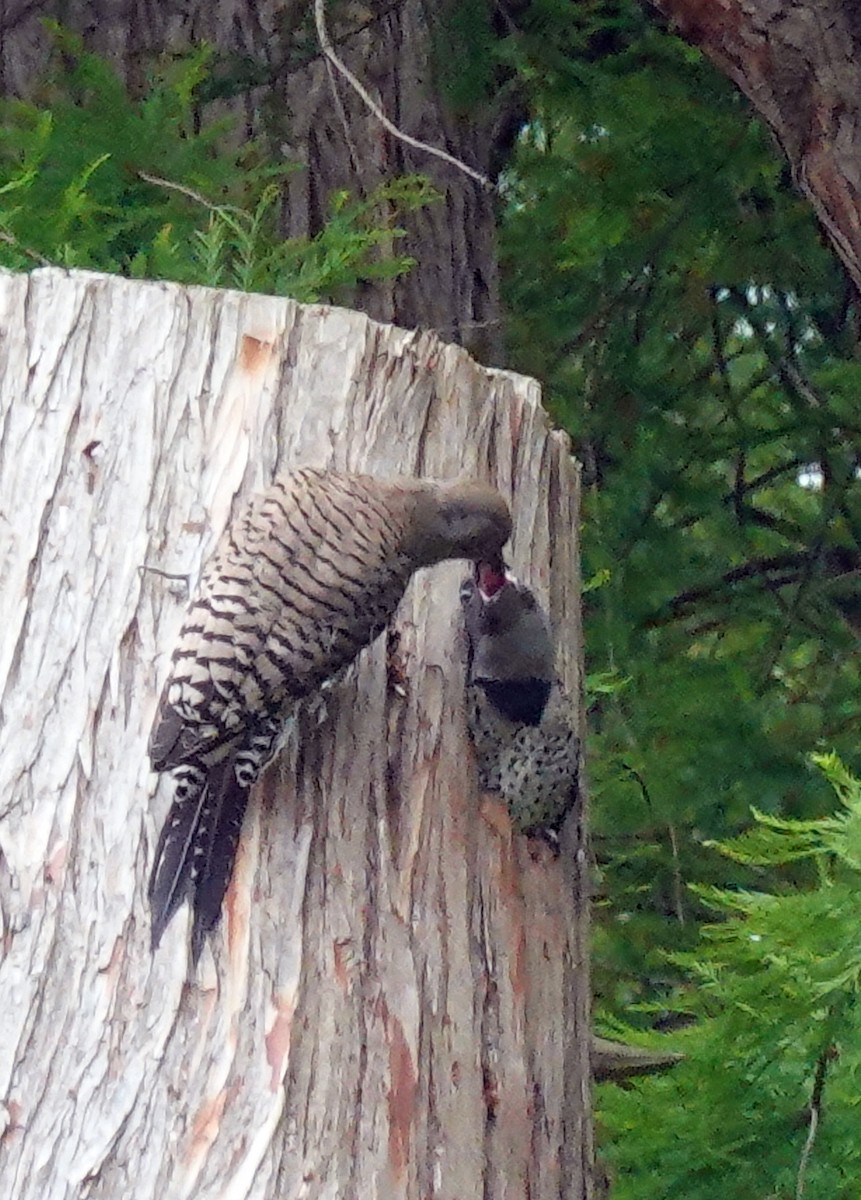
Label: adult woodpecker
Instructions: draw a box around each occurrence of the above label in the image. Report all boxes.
[148,467,511,958]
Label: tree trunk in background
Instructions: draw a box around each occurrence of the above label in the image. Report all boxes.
[0,1,520,362]
[651,0,861,296]
[0,269,590,1199]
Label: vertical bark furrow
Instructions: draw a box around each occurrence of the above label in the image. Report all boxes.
[0,267,586,1199]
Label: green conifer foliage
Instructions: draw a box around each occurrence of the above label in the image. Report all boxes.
[0,26,434,299]
[598,756,861,1199]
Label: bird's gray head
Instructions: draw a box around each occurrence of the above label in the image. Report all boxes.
[410,480,512,566]
[461,564,556,687]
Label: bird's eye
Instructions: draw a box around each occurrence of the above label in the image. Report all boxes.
[459,578,477,604]
[446,503,470,526]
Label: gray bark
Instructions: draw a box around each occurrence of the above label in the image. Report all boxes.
[0,268,590,1199]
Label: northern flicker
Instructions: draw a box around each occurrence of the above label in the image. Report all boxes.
[461,562,580,837]
[149,466,511,958]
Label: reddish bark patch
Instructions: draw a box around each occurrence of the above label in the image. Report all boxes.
[43,840,67,886]
[239,334,273,375]
[0,1098,23,1145]
[223,857,248,956]
[655,0,739,47]
[186,1089,227,1164]
[333,938,351,992]
[479,794,512,841]
[265,997,295,1092]
[381,1002,416,1180]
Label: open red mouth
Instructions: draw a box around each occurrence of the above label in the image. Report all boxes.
[475,557,508,599]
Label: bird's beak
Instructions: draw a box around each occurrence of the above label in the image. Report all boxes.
[475,555,512,601]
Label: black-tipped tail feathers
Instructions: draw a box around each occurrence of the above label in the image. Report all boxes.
[148,758,250,962]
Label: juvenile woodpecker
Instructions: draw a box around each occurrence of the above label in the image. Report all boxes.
[461,561,580,837]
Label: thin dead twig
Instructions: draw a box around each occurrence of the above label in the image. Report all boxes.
[313,0,493,191]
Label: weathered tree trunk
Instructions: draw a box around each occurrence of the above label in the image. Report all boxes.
[650,0,861,295]
[0,1,520,363]
[0,268,590,1199]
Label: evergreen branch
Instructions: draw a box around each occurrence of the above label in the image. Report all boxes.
[725,503,806,541]
[726,286,830,415]
[732,458,809,498]
[643,552,811,626]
